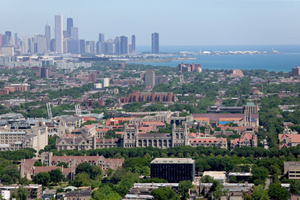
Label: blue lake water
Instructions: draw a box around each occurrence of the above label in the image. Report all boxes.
[134,45,300,72]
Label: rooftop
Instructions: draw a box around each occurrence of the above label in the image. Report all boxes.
[151,158,194,164]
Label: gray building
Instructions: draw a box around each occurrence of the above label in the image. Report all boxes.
[144,70,155,87]
[45,24,51,52]
[152,32,159,54]
[67,18,73,38]
[99,33,105,43]
[70,27,79,40]
[55,15,63,54]
[114,36,121,54]
[130,35,136,54]
[120,36,129,54]
[79,39,85,54]
[68,39,79,54]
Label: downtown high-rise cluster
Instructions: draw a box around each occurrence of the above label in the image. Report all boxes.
[0,15,160,55]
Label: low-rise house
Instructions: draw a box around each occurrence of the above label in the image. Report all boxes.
[43,189,56,200]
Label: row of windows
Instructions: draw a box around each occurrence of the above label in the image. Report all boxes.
[289,175,300,177]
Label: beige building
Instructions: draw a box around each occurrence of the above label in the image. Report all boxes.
[0,184,42,200]
[0,121,48,152]
[284,162,300,179]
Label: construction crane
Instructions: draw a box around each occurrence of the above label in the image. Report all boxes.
[46,103,53,119]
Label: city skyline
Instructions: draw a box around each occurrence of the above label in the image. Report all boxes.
[1,0,300,45]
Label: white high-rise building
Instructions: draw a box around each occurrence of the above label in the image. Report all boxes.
[21,36,29,54]
[45,23,51,52]
[37,35,47,54]
[103,78,110,88]
[55,15,63,54]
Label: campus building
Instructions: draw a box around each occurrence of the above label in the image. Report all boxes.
[192,103,259,127]
[0,120,48,152]
[230,129,257,150]
[284,162,300,180]
[20,153,124,180]
[150,158,195,183]
[120,90,177,103]
[56,123,228,150]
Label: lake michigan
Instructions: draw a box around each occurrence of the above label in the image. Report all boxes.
[134,45,300,72]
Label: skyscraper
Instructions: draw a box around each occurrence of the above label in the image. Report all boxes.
[71,27,79,40]
[37,35,47,54]
[79,39,85,54]
[130,35,136,54]
[55,15,63,54]
[67,18,73,38]
[0,34,2,47]
[99,33,105,42]
[120,36,129,54]
[5,31,11,42]
[1,35,8,46]
[90,41,95,54]
[114,36,120,54]
[152,32,159,54]
[68,39,79,54]
[14,33,19,46]
[63,31,68,39]
[45,23,51,52]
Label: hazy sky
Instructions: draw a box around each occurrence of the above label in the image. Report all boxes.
[1,0,300,46]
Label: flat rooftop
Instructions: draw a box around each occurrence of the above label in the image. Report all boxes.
[151,158,194,164]
[203,171,226,179]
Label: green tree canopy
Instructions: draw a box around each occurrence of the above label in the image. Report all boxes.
[150,187,180,200]
[11,186,29,200]
[49,168,63,185]
[75,163,102,180]
[252,185,268,200]
[201,175,214,183]
[178,181,193,200]
[268,183,290,200]
[1,165,20,184]
[92,185,122,200]
[56,162,68,168]
[34,161,44,166]
[33,172,50,186]
[73,173,91,187]
[251,166,269,185]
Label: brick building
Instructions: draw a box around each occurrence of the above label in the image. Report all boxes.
[20,153,124,180]
[178,63,202,72]
[88,73,96,82]
[292,66,300,76]
[230,130,257,150]
[120,90,176,103]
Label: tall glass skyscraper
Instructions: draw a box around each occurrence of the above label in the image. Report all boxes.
[99,33,105,42]
[152,32,159,54]
[45,23,51,52]
[67,18,73,38]
[120,36,128,54]
[131,35,136,54]
[55,15,63,54]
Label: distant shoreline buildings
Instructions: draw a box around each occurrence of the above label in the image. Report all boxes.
[0,15,159,56]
